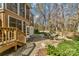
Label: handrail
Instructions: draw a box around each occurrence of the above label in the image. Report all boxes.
[16,28,26,36]
[0,27,26,36]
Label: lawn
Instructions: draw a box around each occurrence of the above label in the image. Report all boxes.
[47,37,79,56]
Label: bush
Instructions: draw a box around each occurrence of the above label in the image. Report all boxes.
[34,29,49,36]
[34,29,39,34]
[47,40,79,56]
[72,35,79,41]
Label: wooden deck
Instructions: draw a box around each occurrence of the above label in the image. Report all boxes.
[0,27,26,54]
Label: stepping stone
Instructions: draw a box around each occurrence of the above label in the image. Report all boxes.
[22,47,33,56]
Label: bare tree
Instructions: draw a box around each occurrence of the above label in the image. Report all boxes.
[32,3,78,34]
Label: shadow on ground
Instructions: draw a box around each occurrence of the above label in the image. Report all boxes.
[0,43,36,56]
[27,34,49,42]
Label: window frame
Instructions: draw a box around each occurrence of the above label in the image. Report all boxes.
[19,3,25,18]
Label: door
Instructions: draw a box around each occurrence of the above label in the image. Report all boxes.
[26,26,30,39]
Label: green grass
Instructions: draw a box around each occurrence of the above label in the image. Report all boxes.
[47,40,79,56]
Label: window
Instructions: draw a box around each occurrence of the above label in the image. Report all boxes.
[26,5,30,20]
[7,3,18,13]
[23,22,26,33]
[16,20,22,30]
[9,17,16,27]
[19,3,25,17]
[26,9,30,20]
[27,27,29,35]
[0,3,3,9]
[0,3,2,8]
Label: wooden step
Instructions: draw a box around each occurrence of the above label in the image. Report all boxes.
[17,42,25,46]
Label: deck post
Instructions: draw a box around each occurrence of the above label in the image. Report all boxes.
[15,44,17,51]
[14,29,17,51]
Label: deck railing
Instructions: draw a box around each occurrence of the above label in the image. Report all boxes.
[0,27,17,45]
[0,27,26,53]
[0,27,26,45]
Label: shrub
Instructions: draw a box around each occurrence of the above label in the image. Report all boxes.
[34,29,39,34]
